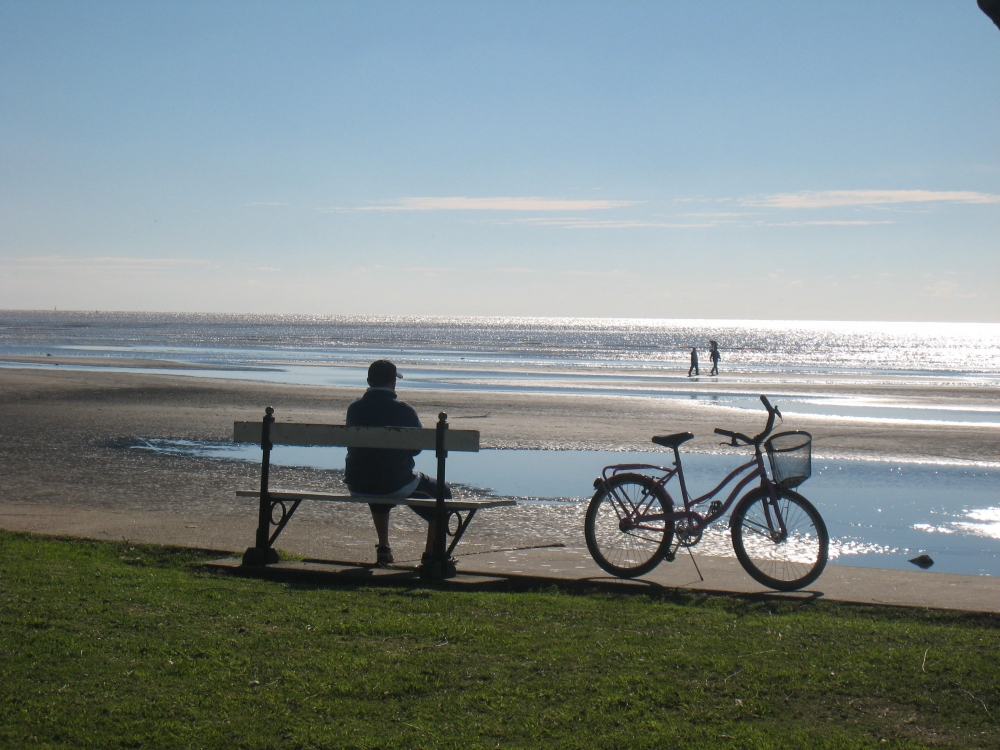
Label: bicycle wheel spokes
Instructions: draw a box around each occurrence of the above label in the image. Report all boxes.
[585,474,674,578]
[607,486,660,532]
[731,489,828,591]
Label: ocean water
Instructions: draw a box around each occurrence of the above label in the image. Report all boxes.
[3,311,1000,375]
[4,311,1000,426]
[6,310,1000,575]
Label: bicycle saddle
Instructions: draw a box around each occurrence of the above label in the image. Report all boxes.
[651,432,694,449]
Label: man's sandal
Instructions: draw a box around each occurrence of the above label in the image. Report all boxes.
[376,546,394,565]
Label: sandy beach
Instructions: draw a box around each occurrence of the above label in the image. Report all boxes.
[2,365,998,564]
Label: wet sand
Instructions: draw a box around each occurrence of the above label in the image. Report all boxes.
[0,355,263,370]
[1,367,998,564]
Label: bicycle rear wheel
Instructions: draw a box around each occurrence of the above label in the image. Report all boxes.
[730,487,828,591]
[585,473,674,578]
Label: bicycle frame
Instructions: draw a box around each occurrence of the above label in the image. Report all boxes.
[601,452,763,531]
[598,402,790,540]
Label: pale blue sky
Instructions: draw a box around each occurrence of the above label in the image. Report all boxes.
[2,1,998,320]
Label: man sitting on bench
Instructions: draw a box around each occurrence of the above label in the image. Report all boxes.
[345,359,451,565]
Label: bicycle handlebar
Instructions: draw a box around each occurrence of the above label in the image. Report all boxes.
[714,427,752,446]
[760,394,782,420]
[715,395,783,448]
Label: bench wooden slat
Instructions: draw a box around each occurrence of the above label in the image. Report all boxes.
[236,489,514,510]
[233,422,479,452]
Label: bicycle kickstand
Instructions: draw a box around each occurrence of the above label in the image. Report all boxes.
[686,545,704,582]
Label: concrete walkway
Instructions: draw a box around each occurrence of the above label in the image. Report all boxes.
[4,500,998,614]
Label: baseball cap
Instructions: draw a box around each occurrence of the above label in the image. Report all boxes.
[367,359,403,385]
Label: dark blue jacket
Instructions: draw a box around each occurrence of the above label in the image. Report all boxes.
[344,389,422,494]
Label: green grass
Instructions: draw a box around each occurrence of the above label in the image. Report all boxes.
[1,530,998,749]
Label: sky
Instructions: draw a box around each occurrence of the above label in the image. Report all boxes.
[1,1,999,321]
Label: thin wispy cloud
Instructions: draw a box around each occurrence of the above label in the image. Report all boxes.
[0,256,211,271]
[500,216,892,229]
[320,189,991,231]
[495,266,631,277]
[511,218,720,229]
[674,211,757,218]
[351,196,637,212]
[674,197,735,204]
[755,220,895,227]
[742,190,1000,209]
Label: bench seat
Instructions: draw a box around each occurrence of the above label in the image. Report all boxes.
[236,489,515,511]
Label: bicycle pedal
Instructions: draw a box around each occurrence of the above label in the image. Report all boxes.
[663,550,676,563]
[709,500,723,515]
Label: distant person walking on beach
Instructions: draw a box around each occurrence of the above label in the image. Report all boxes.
[345,359,449,565]
[688,347,699,377]
[709,340,720,376]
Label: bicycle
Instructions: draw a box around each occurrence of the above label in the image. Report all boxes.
[585,395,828,591]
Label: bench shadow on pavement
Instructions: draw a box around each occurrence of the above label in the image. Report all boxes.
[202,555,829,606]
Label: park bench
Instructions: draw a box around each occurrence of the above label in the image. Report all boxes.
[234,407,515,579]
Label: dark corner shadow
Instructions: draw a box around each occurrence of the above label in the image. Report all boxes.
[204,555,836,602]
[201,556,423,590]
[490,573,833,605]
[981,0,1000,33]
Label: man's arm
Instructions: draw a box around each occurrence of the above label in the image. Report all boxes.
[345,398,359,426]
[393,400,423,455]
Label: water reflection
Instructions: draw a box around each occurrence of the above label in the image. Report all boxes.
[916,508,1000,540]
[130,439,1000,576]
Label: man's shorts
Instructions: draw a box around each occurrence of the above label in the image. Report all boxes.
[366,473,452,522]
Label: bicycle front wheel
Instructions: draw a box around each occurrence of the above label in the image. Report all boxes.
[585,473,674,578]
[731,487,828,591]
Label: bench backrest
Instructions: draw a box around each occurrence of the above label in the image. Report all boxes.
[233,421,480,452]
